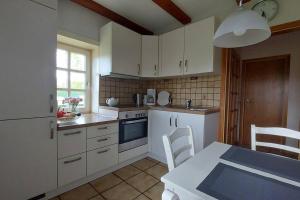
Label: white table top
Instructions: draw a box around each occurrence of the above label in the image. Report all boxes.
[161,142,300,200]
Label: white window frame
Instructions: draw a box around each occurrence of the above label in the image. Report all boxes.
[56,43,91,113]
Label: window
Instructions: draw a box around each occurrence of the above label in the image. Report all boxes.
[56,43,91,112]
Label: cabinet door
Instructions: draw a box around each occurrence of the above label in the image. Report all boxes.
[141,36,159,77]
[0,0,57,120]
[0,118,57,199]
[176,113,205,153]
[31,0,57,10]
[148,110,175,162]
[160,28,185,77]
[112,23,141,76]
[184,17,215,75]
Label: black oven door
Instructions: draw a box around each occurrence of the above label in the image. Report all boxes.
[119,117,148,152]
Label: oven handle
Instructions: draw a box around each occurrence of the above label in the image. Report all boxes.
[122,118,148,125]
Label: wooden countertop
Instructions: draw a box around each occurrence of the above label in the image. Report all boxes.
[57,113,118,131]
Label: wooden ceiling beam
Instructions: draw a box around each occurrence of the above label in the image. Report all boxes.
[71,0,153,35]
[152,0,191,25]
[271,20,300,36]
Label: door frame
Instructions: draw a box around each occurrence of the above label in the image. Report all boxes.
[218,20,300,143]
[239,55,290,146]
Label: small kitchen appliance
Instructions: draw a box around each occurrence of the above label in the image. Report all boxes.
[146,89,156,106]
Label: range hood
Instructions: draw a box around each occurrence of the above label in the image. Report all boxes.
[101,73,141,80]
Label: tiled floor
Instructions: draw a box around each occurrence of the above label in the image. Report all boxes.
[51,157,168,200]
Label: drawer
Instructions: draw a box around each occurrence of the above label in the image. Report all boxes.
[87,144,118,176]
[58,153,86,187]
[87,133,118,151]
[87,123,118,138]
[58,128,86,159]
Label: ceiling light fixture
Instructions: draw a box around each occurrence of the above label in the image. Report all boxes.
[213,0,271,48]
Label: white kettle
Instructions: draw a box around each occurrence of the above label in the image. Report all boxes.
[106,97,119,107]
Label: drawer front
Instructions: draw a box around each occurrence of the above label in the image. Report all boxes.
[87,144,118,175]
[58,128,86,159]
[87,123,118,138]
[87,133,118,151]
[58,153,86,187]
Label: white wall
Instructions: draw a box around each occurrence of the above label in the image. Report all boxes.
[239,31,300,146]
[57,0,110,44]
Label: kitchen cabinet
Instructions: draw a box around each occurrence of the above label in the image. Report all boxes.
[160,27,185,77]
[141,35,159,77]
[159,16,220,77]
[184,17,220,75]
[99,22,142,77]
[0,0,57,120]
[31,0,57,10]
[148,110,219,163]
[0,118,57,200]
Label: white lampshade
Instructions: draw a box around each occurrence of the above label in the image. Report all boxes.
[214,7,271,48]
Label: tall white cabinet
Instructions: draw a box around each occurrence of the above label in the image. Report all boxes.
[0,0,58,199]
[141,35,159,77]
[99,22,142,77]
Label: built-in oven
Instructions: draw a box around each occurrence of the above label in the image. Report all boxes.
[119,111,148,153]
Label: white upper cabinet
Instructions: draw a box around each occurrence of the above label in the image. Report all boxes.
[160,27,185,77]
[31,0,57,10]
[0,0,57,120]
[99,22,141,77]
[184,17,220,75]
[141,35,159,77]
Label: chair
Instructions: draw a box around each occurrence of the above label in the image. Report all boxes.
[163,126,195,171]
[251,124,300,155]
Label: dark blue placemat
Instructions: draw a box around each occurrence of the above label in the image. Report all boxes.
[220,146,300,183]
[197,163,300,200]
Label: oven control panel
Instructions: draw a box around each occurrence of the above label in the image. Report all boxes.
[119,110,148,119]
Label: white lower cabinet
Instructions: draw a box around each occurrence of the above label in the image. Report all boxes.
[87,144,118,176]
[87,133,118,151]
[58,153,86,187]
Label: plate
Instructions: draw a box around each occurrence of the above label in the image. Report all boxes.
[157,91,170,106]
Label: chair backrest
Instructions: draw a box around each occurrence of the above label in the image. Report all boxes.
[251,124,300,155]
[162,126,195,171]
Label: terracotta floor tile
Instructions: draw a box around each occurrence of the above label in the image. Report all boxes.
[90,173,123,193]
[132,159,157,171]
[60,184,98,200]
[126,172,159,193]
[113,165,142,180]
[89,195,105,200]
[158,162,168,168]
[101,182,140,200]
[146,164,168,180]
[145,157,160,164]
[134,194,151,200]
[144,182,165,200]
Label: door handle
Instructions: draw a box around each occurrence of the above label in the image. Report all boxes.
[50,120,55,139]
[49,94,54,113]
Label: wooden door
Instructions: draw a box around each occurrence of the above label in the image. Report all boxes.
[0,0,57,120]
[160,27,185,77]
[0,118,57,199]
[240,55,290,149]
[184,17,215,75]
[141,35,159,77]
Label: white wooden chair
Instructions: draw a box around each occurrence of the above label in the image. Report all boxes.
[251,124,300,155]
[163,126,195,171]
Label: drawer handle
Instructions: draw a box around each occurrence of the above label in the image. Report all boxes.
[97,149,110,154]
[97,137,110,142]
[64,131,81,136]
[64,157,82,164]
[97,127,108,130]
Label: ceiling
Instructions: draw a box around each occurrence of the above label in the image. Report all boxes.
[93,0,238,34]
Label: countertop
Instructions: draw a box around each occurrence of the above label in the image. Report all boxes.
[99,105,220,115]
[57,113,118,131]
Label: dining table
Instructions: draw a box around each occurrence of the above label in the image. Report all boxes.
[161,142,300,200]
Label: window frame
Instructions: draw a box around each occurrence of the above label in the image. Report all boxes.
[56,43,91,113]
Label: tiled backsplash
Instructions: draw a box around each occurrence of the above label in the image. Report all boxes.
[99,75,221,107]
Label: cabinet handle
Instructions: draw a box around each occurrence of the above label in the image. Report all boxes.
[179,60,182,72]
[138,64,141,75]
[169,117,172,127]
[64,157,82,164]
[175,117,178,128]
[50,120,54,139]
[97,137,110,142]
[64,131,81,136]
[98,127,108,130]
[49,94,54,113]
[154,65,157,75]
[97,149,110,154]
[185,60,188,72]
